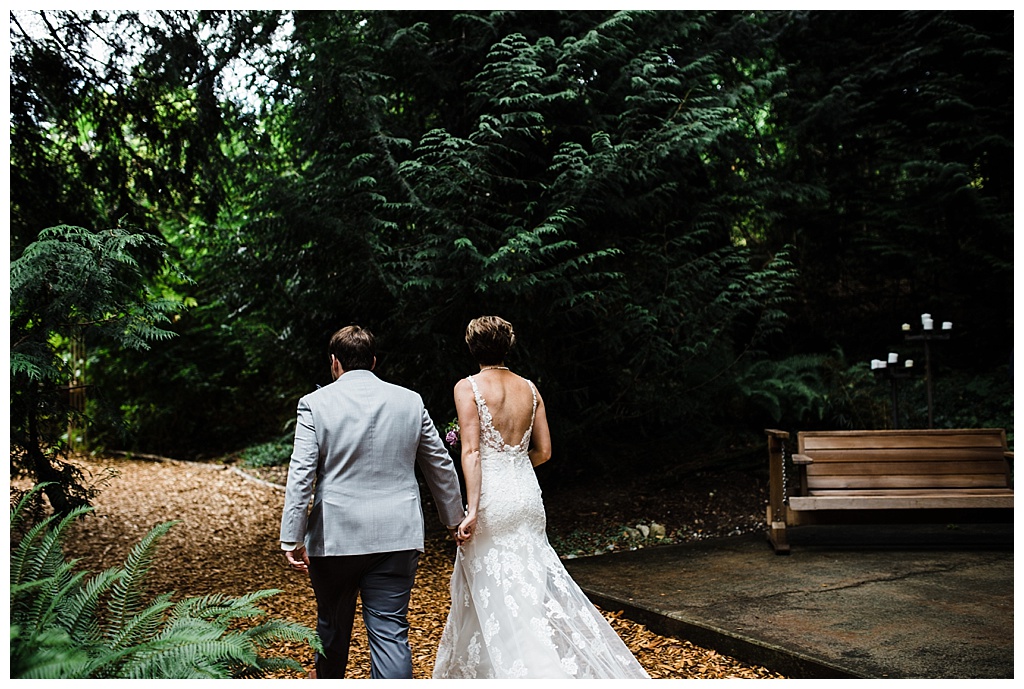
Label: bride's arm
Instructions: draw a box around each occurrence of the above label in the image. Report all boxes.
[529,388,552,467]
[454,379,481,544]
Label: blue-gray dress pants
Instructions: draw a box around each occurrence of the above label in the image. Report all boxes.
[307,550,420,679]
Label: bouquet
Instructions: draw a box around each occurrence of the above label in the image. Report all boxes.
[444,419,460,447]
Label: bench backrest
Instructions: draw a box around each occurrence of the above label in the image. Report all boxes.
[797,429,1011,492]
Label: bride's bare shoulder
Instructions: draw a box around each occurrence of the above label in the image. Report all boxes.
[518,375,539,394]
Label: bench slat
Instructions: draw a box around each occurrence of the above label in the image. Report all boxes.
[806,488,1014,497]
[807,474,1009,490]
[806,459,1010,476]
[789,493,1013,511]
[801,430,1005,451]
[798,448,1006,463]
[802,487,1011,497]
[800,429,1005,438]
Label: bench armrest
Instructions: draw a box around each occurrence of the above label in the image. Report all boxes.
[792,453,813,465]
[765,428,790,440]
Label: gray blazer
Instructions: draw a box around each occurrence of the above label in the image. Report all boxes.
[279,369,464,557]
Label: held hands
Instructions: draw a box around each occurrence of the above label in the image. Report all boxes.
[284,544,309,573]
[456,512,477,547]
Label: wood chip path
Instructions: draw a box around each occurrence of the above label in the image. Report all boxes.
[49,455,784,679]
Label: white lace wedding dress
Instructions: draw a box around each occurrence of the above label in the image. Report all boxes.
[432,375,650,679]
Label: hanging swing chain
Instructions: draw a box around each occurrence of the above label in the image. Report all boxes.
[780,436,789,505]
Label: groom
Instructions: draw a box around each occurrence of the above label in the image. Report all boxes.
[280,325,465,679]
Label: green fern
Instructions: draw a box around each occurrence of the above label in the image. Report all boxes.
[737,354,830,424]
[10,483,321,679]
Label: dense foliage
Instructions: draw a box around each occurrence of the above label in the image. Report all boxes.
[9,10,1013,482]
[10,484,321,678]
[768,11,1013,363]
[9,224,185,512]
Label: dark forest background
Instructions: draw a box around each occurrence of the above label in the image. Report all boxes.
[10,10,1013,504]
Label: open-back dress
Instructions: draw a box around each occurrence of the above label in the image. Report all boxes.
[432,375,650,679]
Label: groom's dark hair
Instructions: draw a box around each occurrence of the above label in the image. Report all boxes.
[329,325,376,371]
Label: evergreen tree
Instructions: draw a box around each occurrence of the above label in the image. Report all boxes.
[764,10,1013,364]
[9,10,1012,465]
[10,224,184,513]
[239,10,797,469]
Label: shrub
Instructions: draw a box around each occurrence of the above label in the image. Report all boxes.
[239,439,293,468]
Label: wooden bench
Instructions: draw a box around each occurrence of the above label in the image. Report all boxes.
[765,428,1013,554]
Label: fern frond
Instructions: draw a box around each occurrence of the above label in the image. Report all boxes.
[106,520,178,634]
[233,654,305,677]
[10,517,58,587]
[59,567,122,645]
[10,625,92,679]
[12,503,91,589]
[238,618,323,651]
[168,588,281,626]
[26,565,90,636]
[117,637,259,679]
[106,593,176,653]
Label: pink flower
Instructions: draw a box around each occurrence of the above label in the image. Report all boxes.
[445,419,460,446]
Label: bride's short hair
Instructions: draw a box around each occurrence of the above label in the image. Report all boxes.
[465,316,515,365]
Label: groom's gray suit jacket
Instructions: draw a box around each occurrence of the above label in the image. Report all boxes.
[280,369,464,557]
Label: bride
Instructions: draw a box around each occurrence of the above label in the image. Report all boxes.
[433,316,650,679]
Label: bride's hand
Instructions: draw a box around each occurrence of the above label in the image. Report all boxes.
[456,513,476,546]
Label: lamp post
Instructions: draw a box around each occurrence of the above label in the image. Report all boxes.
[871,355,915,429]
[901,314,952,428]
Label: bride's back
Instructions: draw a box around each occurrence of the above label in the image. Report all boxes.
[472,371,535,447]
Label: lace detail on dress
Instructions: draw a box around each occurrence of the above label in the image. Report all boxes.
[433,376,649,680]
[467,375,537,456]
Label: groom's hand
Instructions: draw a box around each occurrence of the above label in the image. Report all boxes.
[284,545,309,573]
[456,514,476,546]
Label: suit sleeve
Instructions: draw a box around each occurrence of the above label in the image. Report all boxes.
[415,406,466,528]
[280,397,318,545]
